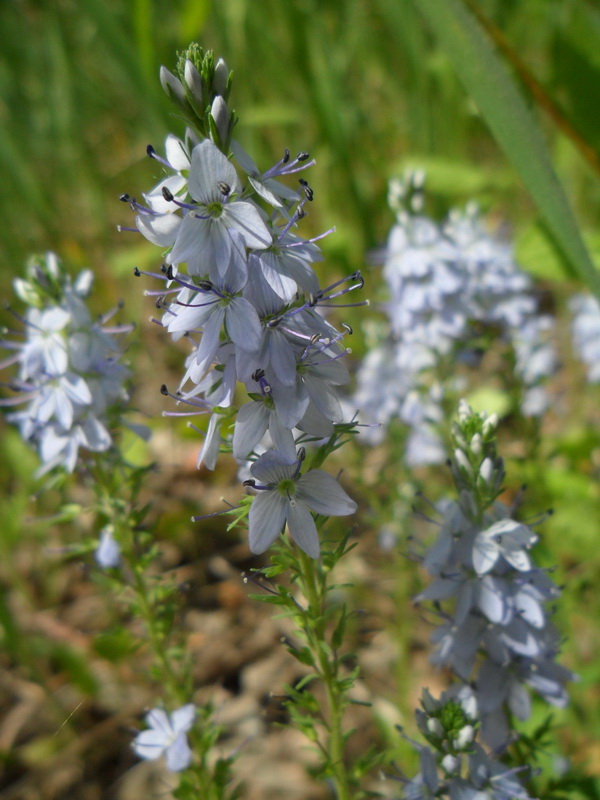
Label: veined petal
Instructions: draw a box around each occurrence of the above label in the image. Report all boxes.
[233,401,269,459]
[167,297,217,334]
[472,530,499,576]
[165,133,190,171]
[225,201,271,249]
[287,501,320,558]
[136,212,181,248]
[146,708,172,736]
[171,704,196,733]
[250,449,296,483]
[304,375,343,422]
[296,470,357,516]
[167,212,211,266]
[268,332,297,386]
[132,729,168,760]
[270,378,309,429]
[268,411,296,461]
[166,732,193,772]
[188,139,238,204]
[144,175,187,213]
[477,575,512,625]
[226,297,262,352]
[248,491,288,553]
[193,307,225,376]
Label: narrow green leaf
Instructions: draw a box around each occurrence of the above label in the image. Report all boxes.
[413,0,600,297]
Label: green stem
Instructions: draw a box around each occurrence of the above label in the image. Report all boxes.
[297,547,352,800]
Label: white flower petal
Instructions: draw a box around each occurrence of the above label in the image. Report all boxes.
[286,501,320,558]
[166,731,193,772]
[225,201,271,250]
[248,491,288,553]
[296,470,357,516]
[132,729,168,761]
[171,704,196,733]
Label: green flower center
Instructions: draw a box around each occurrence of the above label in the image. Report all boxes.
[277,478,297,497]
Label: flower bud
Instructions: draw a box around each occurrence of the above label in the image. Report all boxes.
[441,754,460,775]
[478,457,494,486]
[426,717,444,738]
[212,57,229,96]
[421,688,439,714]
[469,433,482,457]
[160,66,186,107]
[184,59,203,107]
[458,399,472,423]
[210,96,230,146]
[453,723,475,749]
[454,448,473,477]
[482,412,499,437]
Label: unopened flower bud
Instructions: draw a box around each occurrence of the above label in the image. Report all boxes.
[184,59,203,107]
[421,688,438,714]
[210,96,230,145]
[458,399,472,423]
[482,413,499,437]
[212,57,229,95]
[441,754,459,775]
[426,717,444,738]
[453,723,475,749]
[470,433,482,457]
[454,448,473,477]
[160,66,186,106]
[478,457,494,485]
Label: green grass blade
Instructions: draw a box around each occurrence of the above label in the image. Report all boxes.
[413,0,600,296]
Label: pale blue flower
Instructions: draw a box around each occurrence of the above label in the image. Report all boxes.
[166,139,271,276]
[132,704,196,772]
[1,253,131,474]
[246,449,357,557]
[95,526,120,569]
[570,292,600,382]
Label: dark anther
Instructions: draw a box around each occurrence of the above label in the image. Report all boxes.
[355,273,365,289]
[309,333,320,344]
[117,300,125,309]
[308,294,318,308]
[155,297,164,309]
[162,186,174,202]
[217,181,231,196]
[160,384,169,395]
[342,322,353,335]
[252,368,265,382]
[297,152,309,161]
[298,178,313,201]
[166,265,175,280]
[446,458,452,467]
[197,279,213,291]
[297,447,306,462]
[146,144,156,157]
[119,193,130,202]
[267,316,282,328]
[160,263,168,273]
[243,479,256,488]
[133,267,141,277]
[283,148,290,164]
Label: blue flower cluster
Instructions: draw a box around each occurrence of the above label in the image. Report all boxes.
[355,174,557,464]
[0,253,132,474]
[400,688,534,800]
[416,402,574,751]
[569,293,600,383]
[123,49,359,557]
